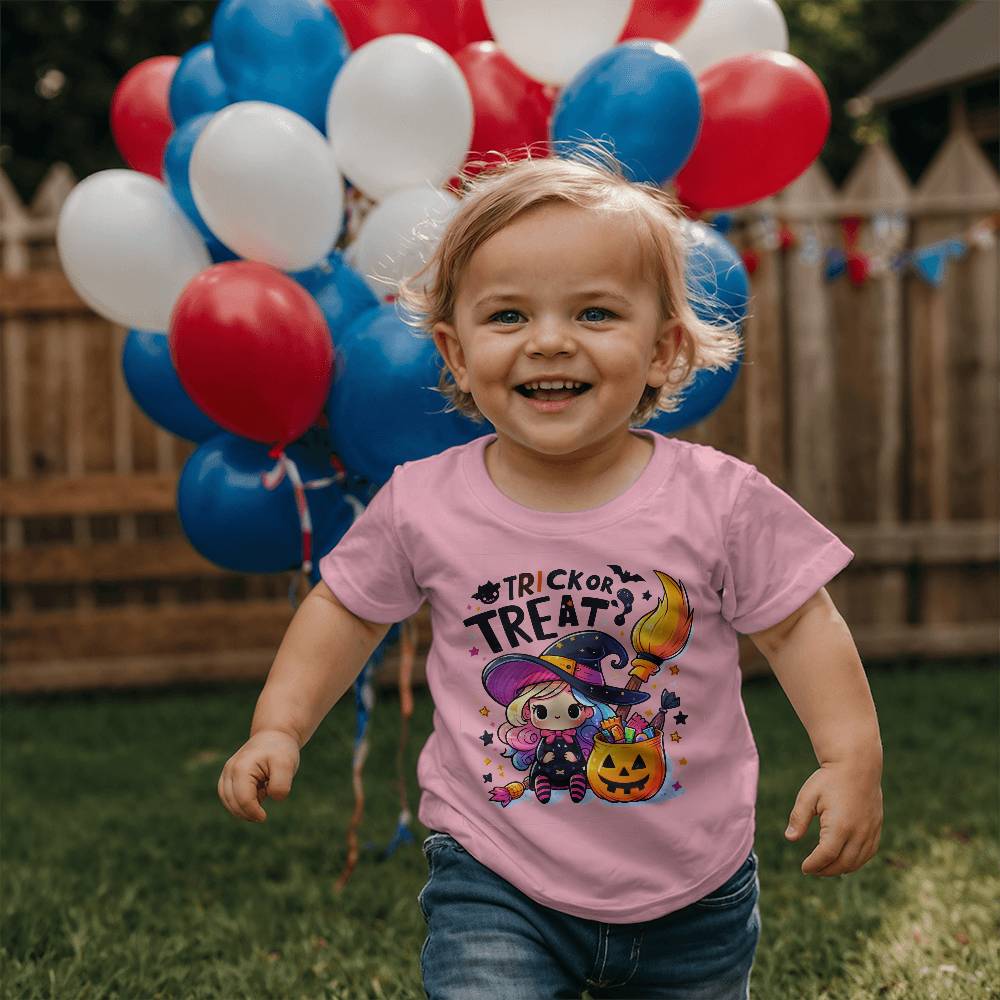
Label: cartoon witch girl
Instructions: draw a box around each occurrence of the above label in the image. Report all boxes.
[482,631,651,807]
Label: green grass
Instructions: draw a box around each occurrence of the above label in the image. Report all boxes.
[2,661,997,999]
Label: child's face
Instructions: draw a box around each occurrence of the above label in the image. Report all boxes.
[528,689,594,731]
[432,201,680,455]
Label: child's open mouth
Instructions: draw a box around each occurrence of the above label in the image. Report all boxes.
[514,382,592,413]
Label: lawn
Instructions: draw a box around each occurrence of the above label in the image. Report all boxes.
[2,660,997,999]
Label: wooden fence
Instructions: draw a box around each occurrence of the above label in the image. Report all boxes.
[2,128,998,693]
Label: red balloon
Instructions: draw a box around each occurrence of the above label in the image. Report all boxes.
[170,262,334,448]
[675,52,831,211]
[109,56,178,178]
[620,0,702,43]
[456,0,493,47]
[328,0,463,53]
[453,42,553,176]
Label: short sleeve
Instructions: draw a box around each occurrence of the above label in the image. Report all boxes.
[720,468,854,634]
[318,469,425,624]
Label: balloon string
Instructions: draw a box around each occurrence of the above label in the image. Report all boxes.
[261,445,347,610]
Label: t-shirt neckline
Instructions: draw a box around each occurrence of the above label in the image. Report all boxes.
[461,428,675,534]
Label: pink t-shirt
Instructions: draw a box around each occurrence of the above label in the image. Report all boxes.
[319,428,854,922]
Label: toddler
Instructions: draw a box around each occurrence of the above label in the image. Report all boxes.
[218,145,883,999]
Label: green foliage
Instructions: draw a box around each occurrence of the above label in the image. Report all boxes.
[1,661,997,998]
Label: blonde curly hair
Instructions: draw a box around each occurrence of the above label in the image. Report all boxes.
[392,140,745,426]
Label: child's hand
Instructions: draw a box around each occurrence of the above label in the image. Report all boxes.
[783,758,883,876]
[218,729,300,823]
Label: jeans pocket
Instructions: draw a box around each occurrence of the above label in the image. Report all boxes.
[693,850,759,910]
[421,832,452,858]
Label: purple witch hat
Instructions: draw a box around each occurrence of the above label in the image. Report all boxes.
[482,630,650,707]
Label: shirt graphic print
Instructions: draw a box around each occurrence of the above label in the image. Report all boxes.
[472,564,693,810]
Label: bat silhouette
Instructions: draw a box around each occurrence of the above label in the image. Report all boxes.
[608,564,644,583]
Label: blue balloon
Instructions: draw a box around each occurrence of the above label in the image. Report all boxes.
[643,355,743,434]
[169,42,231,125]
[551,41,701,185]
[292,251,380,343]
[177,433,356,574]
[684,220,751,327]
[163,113,234,259]
[326,305,492,485]
[122,330,223,442]
[212,0,350,132]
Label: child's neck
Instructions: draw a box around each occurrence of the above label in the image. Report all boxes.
[483,428,653,514]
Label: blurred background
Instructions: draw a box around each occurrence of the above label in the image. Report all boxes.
[1,2,997,998]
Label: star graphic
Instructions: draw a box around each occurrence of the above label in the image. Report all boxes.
[468,646,479,656]
[679,758,688,765]
[642,590,652,600]
[482,773,492,783]
[670,731,682,743]
[480,730,494,746]
[480,706,490,717]
[674,711,688,725]
[483,757,492,766]
[669,664,680,675]
[672,781,683,791]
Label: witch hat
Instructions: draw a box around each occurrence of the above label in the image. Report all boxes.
[482,630,649,707]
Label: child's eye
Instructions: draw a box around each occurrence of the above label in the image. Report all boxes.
[580,307,616,323]
[487,307,617,325]
[489,309,523,325]
[533,704,548,720]
[568,704,580,719]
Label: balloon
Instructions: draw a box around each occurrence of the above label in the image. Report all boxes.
[109,56,178,178]
[292,251,380,341]
[673,0,787,76]
[453,42,553,175]
[178,433,355,573]
[190,101,344,271]
[169,261,334,447]
[122,330,224,442]
[346,186,460,302]
[620,0,702,43]
[551,41,701,185]
[328,0,464,53]
[326,305,490,484]
[56,169,210,331]
[327,34,474,202]
[456,0,493,47]
[482,0,632,86]
[675,52,830,210]
[212,0,350,132]
[683,220,750,327]
[163,112,233,259]
[169,43,230,125]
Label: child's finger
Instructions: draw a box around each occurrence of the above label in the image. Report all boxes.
[784,782,820,840]
[232,767,268,822]
[262,758,295,801]
[800,829,849,875]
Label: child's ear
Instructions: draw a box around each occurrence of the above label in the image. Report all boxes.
[432,321,470,393]
[648,318,683,388]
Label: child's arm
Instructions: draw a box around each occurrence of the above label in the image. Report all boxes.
[218,580,392,823]
[748,586,884,877]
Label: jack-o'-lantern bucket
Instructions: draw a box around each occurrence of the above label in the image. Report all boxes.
[587,729,666,802]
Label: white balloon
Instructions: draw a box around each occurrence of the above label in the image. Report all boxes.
[673,0,788,77]
[483,0,632,86]
[326,34,473,202]
[190,101,344,271]
[348,186,460,301]
[56,170,210,332]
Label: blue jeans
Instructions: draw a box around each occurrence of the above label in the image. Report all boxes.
[418,832,761,999]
